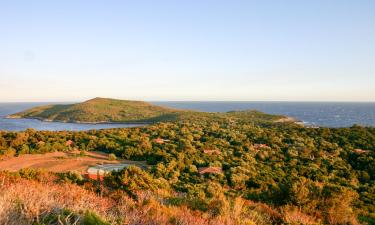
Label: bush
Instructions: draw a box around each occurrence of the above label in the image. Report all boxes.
[58,171,84,184]
[83,211,109,225]
[108,153,117,161]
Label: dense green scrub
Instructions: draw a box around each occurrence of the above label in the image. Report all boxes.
[0,112,374,223]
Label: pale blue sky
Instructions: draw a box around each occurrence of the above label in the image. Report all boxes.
[1,0,374,102]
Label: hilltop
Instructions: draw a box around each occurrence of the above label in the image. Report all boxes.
[8,97,180,123]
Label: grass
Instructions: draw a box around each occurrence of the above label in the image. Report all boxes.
[0,172,321,225]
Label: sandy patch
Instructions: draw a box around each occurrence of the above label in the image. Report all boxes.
[0,151,145,173]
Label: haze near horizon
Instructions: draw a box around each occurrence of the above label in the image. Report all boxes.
[1,0,374,102]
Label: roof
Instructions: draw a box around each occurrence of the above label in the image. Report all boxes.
[87,164,129,175]
[85,173,104,181]
[65,140,74,146]
[353,149,370,154]
[203,149,221,155]
[198,167,223,175]
[253,144,269,149]
[154,138,165,143]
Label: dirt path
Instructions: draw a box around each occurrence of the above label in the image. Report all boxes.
[0,151,145,173]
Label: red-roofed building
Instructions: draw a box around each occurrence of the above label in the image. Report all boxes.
[253,144,269,149]
[198,167,223,175]
[84,173,104,181]
[154,138,170,144]
[353,149,370,154]
[65,140,74,146]
[203,149,221,155]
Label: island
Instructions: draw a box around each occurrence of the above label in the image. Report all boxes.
[7,97,294,124]
[8,97,180,123]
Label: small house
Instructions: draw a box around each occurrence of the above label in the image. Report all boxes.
[353,149,370,154]
[198,167,223,175]
[154,138,170,144]
[203,149,221,155]
[84,173,105,181]
[253,144,269,149]
[65,140,74,146]
[86,164,129,181]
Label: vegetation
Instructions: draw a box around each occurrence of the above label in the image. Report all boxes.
[108,153,117,161]
[8,97,288,124]
[0,111,374,224]
[8,97,180,123]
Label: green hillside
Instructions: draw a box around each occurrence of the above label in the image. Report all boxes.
[9,97,292,124]
[9,97,180,123]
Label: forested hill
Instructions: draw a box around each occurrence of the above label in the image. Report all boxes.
[8,97,291,124]
[8,97,180,123]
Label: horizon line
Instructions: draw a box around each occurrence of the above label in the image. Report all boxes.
[0,99,375,103]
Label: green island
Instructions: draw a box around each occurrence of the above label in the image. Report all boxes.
[8,97,291,124]
[8,97,180,123]
[0,100,374,225]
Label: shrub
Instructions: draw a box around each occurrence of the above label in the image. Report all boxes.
[108,153,117,161]
[83,211,110,225]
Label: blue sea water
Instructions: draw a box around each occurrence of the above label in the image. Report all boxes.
[154,101,375,128]
[0,102,374,131]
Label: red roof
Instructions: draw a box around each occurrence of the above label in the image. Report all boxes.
[198,167,223,175]
[154,138,165,144]
[65,140,74,146]
[353,149,370,154]
[203,149,221,155]
[253,144,269,149]
[84,173,104,181]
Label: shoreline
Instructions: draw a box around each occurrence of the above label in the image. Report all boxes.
[5,115,151,125]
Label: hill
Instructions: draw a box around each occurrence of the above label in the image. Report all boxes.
[8,97,180,123]
[9,98,294,124]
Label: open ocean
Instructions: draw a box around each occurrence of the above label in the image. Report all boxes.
[0,102,374,131]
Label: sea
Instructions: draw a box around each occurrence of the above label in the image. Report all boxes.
[0,102,374,131]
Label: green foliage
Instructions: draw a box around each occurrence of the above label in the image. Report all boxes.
[57,171,84,184]
[10,97,286,124]
[17,168,48,182]
[105,166,169,196]
[108,153,117,161]
[82,211,109,225]
[10,97,180,123]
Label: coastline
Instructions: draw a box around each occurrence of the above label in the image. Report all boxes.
[5,115,151,125]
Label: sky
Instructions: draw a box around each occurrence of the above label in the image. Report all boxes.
[0,0,374,102]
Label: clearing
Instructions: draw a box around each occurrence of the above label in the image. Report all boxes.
[0,151,145,173]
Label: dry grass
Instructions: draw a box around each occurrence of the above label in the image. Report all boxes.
[281,205,318,225]
[0,151,145,173]
[0,174,348,225]
[0,178,113,224]
[0,175,267,225]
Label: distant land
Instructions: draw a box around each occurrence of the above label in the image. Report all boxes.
[8,97,181,123]
[7,97,293,124]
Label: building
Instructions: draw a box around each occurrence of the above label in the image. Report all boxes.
[203,149,221,155]
[253,144,269,149]
[154,138,170,144]
[198,167,223,175]
[65,140,74,146]
[353,149,370,154]
[86,163,129,180]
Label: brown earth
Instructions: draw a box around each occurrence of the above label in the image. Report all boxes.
[0,151,145,173]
